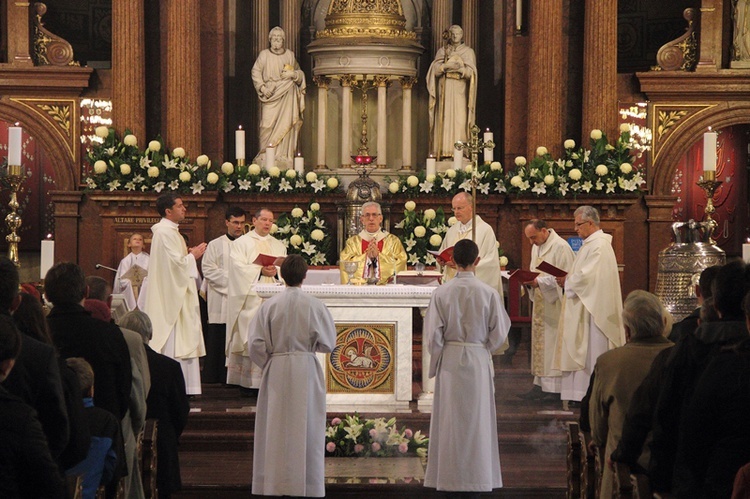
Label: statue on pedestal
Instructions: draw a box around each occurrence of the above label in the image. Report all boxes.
[733,0,750,65]
[252,27,307,167]
[426,25,477,160]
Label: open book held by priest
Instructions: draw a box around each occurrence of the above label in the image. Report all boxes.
[427,246,454,262]
[253,254,286,267]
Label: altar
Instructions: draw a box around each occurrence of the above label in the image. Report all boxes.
[254,283,435,412]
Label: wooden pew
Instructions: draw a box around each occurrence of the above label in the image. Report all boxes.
[138,419,159,498]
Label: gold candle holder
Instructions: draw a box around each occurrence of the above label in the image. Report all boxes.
[696,171,722,245]
[4,164,24,266]
[237,158,245,167]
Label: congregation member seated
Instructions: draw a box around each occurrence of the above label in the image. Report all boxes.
[65,357,124,499]
[668,265,720,343]
[0,314,65,498]
[119,310,190,498]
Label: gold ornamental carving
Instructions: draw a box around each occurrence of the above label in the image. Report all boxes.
[32,2,79,66]
[312,75,332,89]
[36,104,71,136]
[656,110,689,139]
[339,74,357,87]
[317,0,416,40]
[373,75,391,87]
[650,103,717,165]
[10,97,78,161]
[399,76,417,89]
[653,8,697,71]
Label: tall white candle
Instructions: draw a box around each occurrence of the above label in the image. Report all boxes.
[516,0,522,30]
[743,243,750,264]
[265,146,275,170]
[235,127,245,160]
[426,156,437,177]
[453,147,463,170]
[8,126,22,166]
[294,154,304,174]
[40,239,54,280]
[483,129,494,163]
[703,131,717,171]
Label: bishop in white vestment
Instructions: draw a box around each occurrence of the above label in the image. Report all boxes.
[554,206,625,402]
[142,194,207,395]
[226,208,287,388]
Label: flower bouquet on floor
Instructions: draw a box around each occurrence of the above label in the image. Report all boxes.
[325,414,428,458]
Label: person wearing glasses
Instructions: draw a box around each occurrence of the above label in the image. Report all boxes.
[553,205,625,407]
[339,202,407,285]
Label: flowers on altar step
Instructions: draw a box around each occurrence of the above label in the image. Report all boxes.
[273,201,332,265]
[83,127,342,195]
[325,414,428,458]
[393,201,450,266]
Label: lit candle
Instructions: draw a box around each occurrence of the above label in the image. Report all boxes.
[703,130,717,172]
[483,129,494,164]
[453,147,463,171]
[8,126,22,166]
[516,0,522,30]
[744,242,750,264]
[40,237,54,280]
[235,126,245,161]
[426,155,437,177]
[265,145,275,170]
[294,154,304,174]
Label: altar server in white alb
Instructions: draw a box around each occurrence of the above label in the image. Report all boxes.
[226,207,286,390]
[438,191,504,300]
[249,255,336,498]
[553,205,625,403]
[113,232,149,311]
[142,193,207,395]
[424,239,511,496]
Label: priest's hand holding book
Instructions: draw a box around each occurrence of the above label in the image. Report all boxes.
[429,246,455,268]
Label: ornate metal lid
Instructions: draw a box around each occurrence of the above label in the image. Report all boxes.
[317,0,416,40]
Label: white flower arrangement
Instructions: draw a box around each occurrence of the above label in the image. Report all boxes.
[273,201,332,265]
[393,201,448,265]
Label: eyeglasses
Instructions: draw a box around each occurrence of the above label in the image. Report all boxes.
[362,213,382,219]
[574,221,591,228]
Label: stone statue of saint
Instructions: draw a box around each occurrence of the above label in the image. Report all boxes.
[426,25,478,160]
[251,27,307,166]
[733,0,750,64]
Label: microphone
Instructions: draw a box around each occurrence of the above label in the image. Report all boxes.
[95,263,117,273]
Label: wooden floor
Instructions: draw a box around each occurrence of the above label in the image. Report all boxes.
[173,345,575,498]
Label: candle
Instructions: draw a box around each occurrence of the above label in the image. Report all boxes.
[744,243,750,264]
[8,126,22,166]
[294,154,304,174]
[235,127,245,160]
[265,145,275,170]
[40,238,54,280]
[516,0,522,30]
[483,129,494,164]
[453,147,463,170]
[426,156,437,177]
[703,130,717,171]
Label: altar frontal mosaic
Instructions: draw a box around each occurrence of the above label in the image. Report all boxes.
[327,323,394,393]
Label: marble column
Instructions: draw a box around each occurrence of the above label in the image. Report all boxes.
[112,0,146,139]
[339,75,356,168]
[313,76,330,170]
[582,0,618,140]
[432,0,453,54]
[527,0,564,157]
[280,0,301,55]
[165,0,201,154]
[250,1,270,158]
[462,0,478,54]
[400,77,417,171]
[374,76,390,168]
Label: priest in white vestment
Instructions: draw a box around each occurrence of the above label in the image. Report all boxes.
[521,220,575,399]
[249,255,336,498]
[438,192,504,300]
[424,240,511,494]
[142,193,207,395]
[251,26,306,166]
[226,208,287,389]
[339,201,407,285]
[113,233,149,311]
[553,205,625,403]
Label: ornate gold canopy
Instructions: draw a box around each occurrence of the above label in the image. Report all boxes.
[316,0,416,40]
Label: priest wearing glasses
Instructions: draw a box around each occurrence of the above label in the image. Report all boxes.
[339,202,407,285]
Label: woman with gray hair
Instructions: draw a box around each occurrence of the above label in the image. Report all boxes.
[118,310,153,345]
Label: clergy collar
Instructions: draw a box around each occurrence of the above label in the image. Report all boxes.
[358,229,387,242]
[226,233,238,241]
[252,230,271,240]
[161,217,179,229]
[457,220,472,234]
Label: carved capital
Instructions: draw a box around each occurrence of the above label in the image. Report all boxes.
[312,75,332,89]
[373,75,391,88]
[399,76,417,89]
[339,74,357,87]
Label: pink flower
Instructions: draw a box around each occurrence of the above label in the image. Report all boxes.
[371,442,381,452]
[331,418,341,426]
[354,444,364,453]
[326,442,336,453]
[404,429,413,438]
[369,429,378,438]
[398,443,409,453]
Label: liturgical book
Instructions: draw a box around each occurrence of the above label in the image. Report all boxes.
[253,254,286,267]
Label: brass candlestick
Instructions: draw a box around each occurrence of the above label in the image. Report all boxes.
[696,170,722,245]
[4,164,24,266]
[455,125,495,241]
[237,158,246,167]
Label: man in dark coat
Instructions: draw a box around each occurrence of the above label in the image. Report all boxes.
[668,265,720,343]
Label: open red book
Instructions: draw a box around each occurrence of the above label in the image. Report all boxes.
[253,254,286,267]
[427,246,454,262]
[536,260,567,277]
[509,269,539,283]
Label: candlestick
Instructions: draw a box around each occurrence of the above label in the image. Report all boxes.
[40,238,54,279]
[696,176,722,244]
[483,129,494,164]
[426,156,437,177]
[294,154,304,174]
[8,126,22,166]
[703,130,717,172]
[235,127,245,161]
[265,146,275,170]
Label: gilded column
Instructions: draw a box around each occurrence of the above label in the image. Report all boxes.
[313,76,330,170]
[432,0,453,54]
[340,75,356,168]
[374,76,390,169]
[280,0,301,55]
[400,77,417,171]
[112,0,146,139]
[582,0,618,140]
[526,0,564,157]
[462,0,478,53]
[165,0,201,153]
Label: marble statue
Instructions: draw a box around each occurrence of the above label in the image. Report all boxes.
[252,27,307,167]
[733,0,750,63]
[426,25,477,160]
